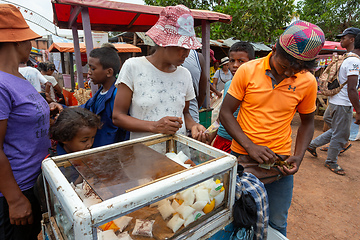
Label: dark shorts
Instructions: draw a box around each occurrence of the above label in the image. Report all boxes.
[0,187,42,240]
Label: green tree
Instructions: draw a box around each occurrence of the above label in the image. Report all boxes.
[144,0,295,43]
[296,0,360,41]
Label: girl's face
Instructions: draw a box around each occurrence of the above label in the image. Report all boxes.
[63,127,97,153]
[164,46,190,66]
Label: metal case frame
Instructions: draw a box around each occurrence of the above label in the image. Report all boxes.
[42,134,237,240]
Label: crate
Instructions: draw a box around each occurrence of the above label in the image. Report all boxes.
[199,108,213,128]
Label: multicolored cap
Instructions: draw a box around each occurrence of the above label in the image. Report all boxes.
[279,20,325,61]
[146,5,202,50]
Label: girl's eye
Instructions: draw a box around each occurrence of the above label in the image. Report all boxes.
[81,140,88,143]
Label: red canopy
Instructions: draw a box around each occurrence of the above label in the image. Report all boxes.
[52,0,232,32]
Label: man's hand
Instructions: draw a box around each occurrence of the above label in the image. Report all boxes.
[191,124,210,143]
[246,143,277,164]
[153,116,183,134]
[8,194,33,225]
[280,155,302,176]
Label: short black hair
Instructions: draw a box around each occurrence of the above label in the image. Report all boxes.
[37,62,48,72]
[354,33,360,49]
[89,47,121,77]
[50,108,102,143]
[275,40,317,72]
[229,42,255,60]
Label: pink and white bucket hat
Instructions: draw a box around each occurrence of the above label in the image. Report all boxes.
[146,5,202,50]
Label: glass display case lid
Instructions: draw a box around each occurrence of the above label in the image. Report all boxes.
[68,143,186,200]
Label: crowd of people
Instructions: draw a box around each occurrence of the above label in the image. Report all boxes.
[1,2,359,240]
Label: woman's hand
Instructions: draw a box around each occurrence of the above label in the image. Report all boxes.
[8,193,33,225]
[152,116,183,134]
[191,124,210,143]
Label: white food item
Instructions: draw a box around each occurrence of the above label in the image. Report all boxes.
[117,231,133,240]
[83,195,101,208]
[183,214,195,227]
[171,199,180,211]
[158,201,175,220]
[149,198,168,208]
[176,204,195,220]
[193,211,205,221]
[214,190,225,207]
[177,151,189,163]
[191,201,208,211]
[165,152,178,160]
[179,189,195,205]
[167,214,185,233]
[194,188,210,203]
[97,230,118,240]
[210,183,223,197]
[113,216,133,232]
[132,219,155,237]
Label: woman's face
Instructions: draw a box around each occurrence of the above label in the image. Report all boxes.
[164,46,190,66]
[222,63,229,71]
[17,40,32,63]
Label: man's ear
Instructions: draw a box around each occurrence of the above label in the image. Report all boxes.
[106,68,114,77]
[271,45,276,55]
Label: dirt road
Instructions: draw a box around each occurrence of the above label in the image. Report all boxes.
[287,114,360,240]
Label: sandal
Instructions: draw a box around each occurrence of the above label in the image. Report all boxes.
[324,163,345,175]
[306,147,317,157]
[340,143,352,154]
[319,143,352,154]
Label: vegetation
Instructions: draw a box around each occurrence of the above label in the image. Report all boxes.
[143,0,360,43]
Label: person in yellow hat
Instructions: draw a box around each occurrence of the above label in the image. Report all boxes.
[0,4,62,239]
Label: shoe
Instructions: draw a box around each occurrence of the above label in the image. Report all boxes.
[306,147,317,157]
[324,163,345,175]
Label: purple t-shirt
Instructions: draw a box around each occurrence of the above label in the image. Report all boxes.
[0,71,50,197]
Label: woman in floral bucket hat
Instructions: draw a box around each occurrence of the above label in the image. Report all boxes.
[0,4,63,240]
[113,5,209,143]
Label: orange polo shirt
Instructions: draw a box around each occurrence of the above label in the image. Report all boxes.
[227,52,317,155]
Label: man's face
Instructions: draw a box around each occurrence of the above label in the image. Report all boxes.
[340,34,354,49]
[272,50,301,79]
[229,51,250,75]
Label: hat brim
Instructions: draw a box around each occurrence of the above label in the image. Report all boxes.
[0,28,41,42]
[220,60,229,66]
[336,33,345,39]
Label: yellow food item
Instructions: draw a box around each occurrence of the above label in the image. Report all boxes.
[203,199,215,214]
[99,221,119,231]
[215,179,225,192]
[174,198,184,205]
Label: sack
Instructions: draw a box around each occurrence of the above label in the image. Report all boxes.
[237,155,288,184]
[319,53,360,96]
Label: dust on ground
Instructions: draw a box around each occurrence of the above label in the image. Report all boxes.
[287,114,360,240]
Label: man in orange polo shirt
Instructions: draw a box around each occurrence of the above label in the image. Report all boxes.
[220,21,325,236]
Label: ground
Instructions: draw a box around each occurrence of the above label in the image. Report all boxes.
[287,114,360,240]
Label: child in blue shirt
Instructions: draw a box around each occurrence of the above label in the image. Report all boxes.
[83,47,129,147]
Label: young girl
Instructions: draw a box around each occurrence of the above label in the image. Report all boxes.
[50,107,102,155]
